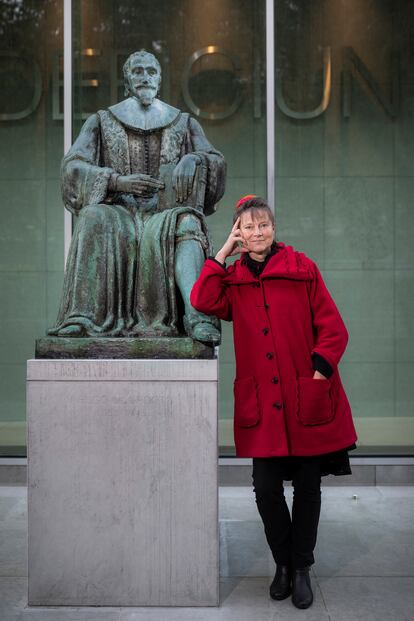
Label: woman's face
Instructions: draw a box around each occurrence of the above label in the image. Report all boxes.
[239,209,275,255]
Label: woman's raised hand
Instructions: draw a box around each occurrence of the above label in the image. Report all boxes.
[215,217,248,264]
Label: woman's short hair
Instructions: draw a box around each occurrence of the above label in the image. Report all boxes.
[233,196,275,225]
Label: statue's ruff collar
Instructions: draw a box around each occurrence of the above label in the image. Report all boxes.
[108,97,181,132]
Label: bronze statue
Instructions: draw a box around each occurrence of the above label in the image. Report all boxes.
[49,50,226,344]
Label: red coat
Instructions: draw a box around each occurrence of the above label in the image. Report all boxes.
[190,242,358,457]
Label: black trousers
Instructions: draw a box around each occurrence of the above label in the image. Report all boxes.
[252,457,322,569]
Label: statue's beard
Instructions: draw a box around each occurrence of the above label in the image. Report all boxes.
[134,86,157,107]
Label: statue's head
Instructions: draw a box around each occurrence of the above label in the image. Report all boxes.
[123,50,161,107]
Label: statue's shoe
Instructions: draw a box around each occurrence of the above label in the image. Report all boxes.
[184,317,221,345]
[55,324,84,337]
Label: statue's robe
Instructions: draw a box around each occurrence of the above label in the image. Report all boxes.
[49,98,226,337]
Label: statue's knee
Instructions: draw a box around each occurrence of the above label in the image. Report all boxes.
[80,205,128,235]
[175,214,209,251]
[176,214,202,237]
[79,204,107,224]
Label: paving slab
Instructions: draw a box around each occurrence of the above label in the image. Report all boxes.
[318,576,414,621]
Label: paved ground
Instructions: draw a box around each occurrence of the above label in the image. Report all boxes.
[1,484,414,620]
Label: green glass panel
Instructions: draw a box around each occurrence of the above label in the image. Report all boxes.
[275,0,414,453]
[0,2,64,451]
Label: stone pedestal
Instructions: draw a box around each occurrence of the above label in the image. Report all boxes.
[27,358,218,607]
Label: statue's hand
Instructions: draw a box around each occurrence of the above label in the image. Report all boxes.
[172,154,201,203]
[116,173,165,197]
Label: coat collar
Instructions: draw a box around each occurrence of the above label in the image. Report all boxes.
[109,97,181,131]
[223,242,313,285]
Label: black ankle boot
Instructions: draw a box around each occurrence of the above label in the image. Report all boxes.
[269,565,292,600]
[292,566,313,609]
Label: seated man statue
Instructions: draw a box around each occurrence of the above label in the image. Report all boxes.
[49,50,226,344]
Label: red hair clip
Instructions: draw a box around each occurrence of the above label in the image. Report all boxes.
[235,194,256,210]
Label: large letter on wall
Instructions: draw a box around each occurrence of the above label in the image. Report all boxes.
[342,46,399,118]
[276,46,331,120]
[0,52,42,121]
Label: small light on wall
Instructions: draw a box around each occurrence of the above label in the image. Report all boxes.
[81,79,99,87]
[82,48,100,57]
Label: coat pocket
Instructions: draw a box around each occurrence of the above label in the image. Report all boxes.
[297,376,334,426]
[234,376,261,428]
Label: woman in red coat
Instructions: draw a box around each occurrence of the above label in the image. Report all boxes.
[190,195,357,610]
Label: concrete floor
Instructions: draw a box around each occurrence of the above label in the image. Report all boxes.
[1,484,414,620]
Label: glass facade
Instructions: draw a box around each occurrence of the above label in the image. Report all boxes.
[0,1,64,454]
[0,0,413,455]
[275,0,414,453]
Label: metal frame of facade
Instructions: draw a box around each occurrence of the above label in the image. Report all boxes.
[63,0,72,263]
[266,0,275,212]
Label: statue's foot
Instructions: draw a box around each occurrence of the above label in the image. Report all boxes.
[55,324,84,337]
[184,316,221,345]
